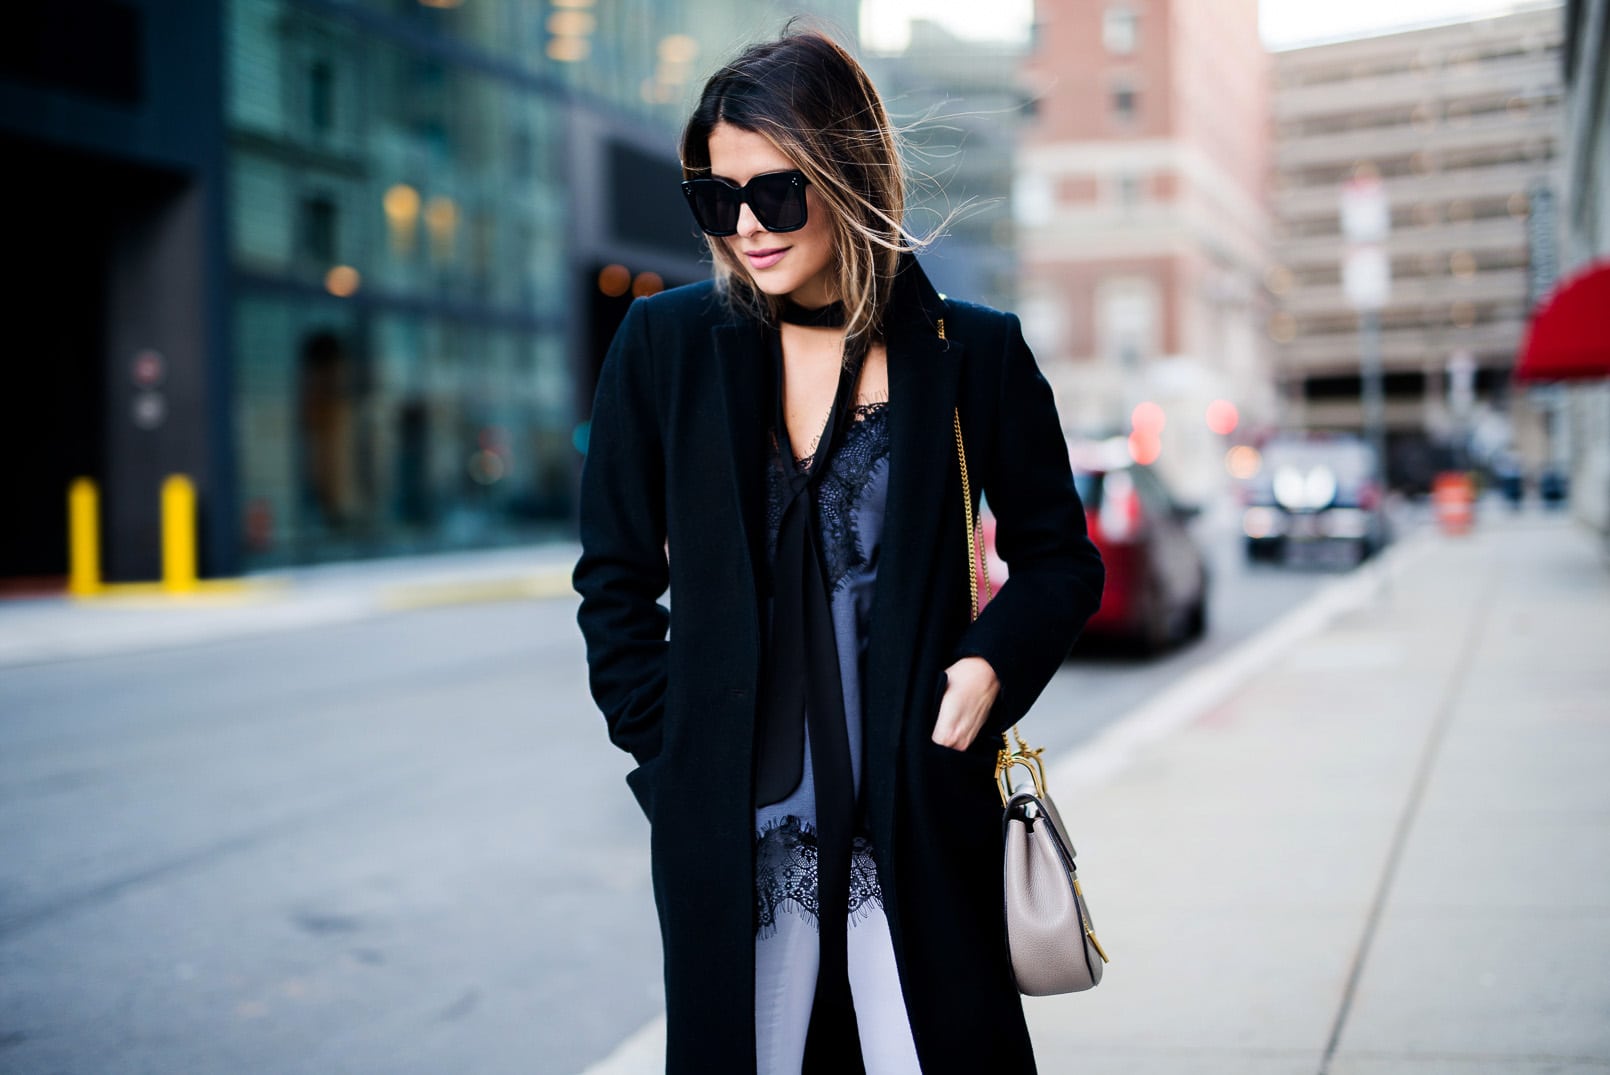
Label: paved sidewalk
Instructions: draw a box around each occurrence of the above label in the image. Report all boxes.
[0,542,580,668]
[1025,514,1610,1073]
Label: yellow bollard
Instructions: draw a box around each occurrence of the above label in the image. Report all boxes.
[162,474,199,593]
[68,478,102,597]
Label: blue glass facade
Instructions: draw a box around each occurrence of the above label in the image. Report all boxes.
[0,0,858,581]
[224,0,858,568]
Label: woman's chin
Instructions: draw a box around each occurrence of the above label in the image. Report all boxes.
[744,273,802,299]
[738,261,833,306]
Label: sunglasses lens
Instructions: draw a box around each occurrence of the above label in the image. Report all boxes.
[748,173,807,232]
[681,172,808,236]
[684,179,740,236]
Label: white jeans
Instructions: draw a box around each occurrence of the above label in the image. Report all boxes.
[754,902,924,1075]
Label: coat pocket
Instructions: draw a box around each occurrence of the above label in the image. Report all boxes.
[926,669,998,760]
[624,756,664,822]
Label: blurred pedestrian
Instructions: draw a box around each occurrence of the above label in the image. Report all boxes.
[573,27,1103,1075]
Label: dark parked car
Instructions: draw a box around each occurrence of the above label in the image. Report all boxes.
[1240,434,1389,565]
[981,442,1209,654]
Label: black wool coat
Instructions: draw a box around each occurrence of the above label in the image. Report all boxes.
[573,256,1104,1074]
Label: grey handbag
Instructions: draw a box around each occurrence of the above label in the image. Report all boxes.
[995,737,1108,994]
[949,364,1109,996]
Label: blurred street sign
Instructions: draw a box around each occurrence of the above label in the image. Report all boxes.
[132,391,166,430]
[132,348,165,388]
[1340,176,1389,243]
[1343,245,1390,311]
[1341,176,1391,312]
[1342,173,1391,482]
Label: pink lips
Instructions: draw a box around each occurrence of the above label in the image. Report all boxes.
[744,247,789,270]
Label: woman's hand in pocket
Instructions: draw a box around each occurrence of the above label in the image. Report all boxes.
[931,657,1001,750]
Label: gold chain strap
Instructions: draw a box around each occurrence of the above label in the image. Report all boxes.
[943,315,989,621]
[944,316,1032,775]
[952,408,986,621]
[947,309,1105,962]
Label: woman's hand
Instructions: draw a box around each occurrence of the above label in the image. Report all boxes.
[931,656,1002,750]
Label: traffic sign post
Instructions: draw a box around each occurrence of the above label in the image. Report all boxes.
[1341,173,1391,486]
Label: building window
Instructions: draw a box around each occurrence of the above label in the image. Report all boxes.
[1116,173,1144,207]
[308,60,334,134]
[1103,6,1139,54]
[1111,80,1139,125]
[1098,277,1159,369]
[302,195,338,263]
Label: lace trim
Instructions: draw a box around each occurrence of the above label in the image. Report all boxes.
[754,816,885,937]
[793,399,889,473]
[764,401,891,593]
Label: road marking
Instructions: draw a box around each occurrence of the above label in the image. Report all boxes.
[377,569,576,611]
[579,1014,666,1075]
[577,533,1433,1074]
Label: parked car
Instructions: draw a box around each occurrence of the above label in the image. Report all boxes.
[1240,434,1389,565]
[980,442,1209,654]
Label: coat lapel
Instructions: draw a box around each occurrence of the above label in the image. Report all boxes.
[712,317,773,623]
[864,262,965,836]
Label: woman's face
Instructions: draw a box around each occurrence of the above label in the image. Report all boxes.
[706,122,836,309]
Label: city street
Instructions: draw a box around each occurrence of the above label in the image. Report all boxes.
[0,514,1337,1074]
[4,0,1606,1071]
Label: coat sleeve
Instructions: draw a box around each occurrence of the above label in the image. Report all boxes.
[951,314,1104,736]
[572,299,670,765]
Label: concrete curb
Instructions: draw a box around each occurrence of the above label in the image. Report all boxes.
[0,560,579,669]
[1049,529,1433,795]
[376,567,575,611]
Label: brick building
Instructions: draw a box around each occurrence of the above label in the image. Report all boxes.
[1014,0,1273,501]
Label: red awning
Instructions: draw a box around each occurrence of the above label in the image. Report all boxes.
[1516,259,1610,382]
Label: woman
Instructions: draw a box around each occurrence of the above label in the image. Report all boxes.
[573,29,1103,1075]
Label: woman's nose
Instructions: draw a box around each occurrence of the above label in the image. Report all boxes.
[735,201,764,237]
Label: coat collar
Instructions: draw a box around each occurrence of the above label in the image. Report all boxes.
[712,314,772,612]
[865,255,964,837]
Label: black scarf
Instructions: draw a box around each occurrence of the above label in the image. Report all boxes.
[756,295,861,811]
[756,300,867,1056]
[754,262,945,809]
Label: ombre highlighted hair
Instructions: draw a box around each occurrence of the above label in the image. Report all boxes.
[680,28,928,350]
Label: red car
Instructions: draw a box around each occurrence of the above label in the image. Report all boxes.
[980,445,1209,653]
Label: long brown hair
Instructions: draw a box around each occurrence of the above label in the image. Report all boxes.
[680,28,927,349]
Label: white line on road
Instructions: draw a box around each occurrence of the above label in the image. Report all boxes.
[580,1014,666,1075]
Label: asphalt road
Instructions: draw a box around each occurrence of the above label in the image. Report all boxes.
[0,517,1340,1074]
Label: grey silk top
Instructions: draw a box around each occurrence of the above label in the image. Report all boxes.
[753,398,892,935]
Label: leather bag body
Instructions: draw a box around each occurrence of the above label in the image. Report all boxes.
[1001,788,1105,995]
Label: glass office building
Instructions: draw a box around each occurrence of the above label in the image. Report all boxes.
[225,0,858,569]
[0,0,856,584]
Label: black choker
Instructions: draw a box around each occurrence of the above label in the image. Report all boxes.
[778,300,846,328]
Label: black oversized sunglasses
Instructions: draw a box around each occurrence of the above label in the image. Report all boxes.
[680,170,810,236]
